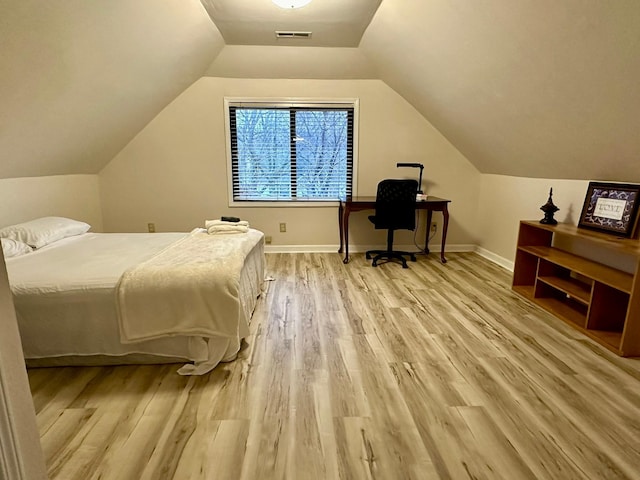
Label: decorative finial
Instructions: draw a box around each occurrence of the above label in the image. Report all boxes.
[540,188,559,225]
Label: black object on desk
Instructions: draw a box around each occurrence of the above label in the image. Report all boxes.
[338,195,451,264]
[397,162,424,193]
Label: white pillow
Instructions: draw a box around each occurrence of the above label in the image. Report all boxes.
[1,237,33,258]
[0,217,91,249]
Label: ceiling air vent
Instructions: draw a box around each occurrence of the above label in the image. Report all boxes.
[275,31,312,39]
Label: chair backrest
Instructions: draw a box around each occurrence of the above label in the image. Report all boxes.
[373,179,419,230]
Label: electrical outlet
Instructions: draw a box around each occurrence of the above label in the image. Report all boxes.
[265,235,272,244]
[279,222,286,233]
[430,223,437,233]
[147,222,156,233]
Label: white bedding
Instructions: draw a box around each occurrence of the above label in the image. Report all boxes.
[6,230,264,374]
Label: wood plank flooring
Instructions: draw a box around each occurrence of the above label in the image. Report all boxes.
[28,252,640,479]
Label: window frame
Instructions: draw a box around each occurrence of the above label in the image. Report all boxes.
[224,97,359,207]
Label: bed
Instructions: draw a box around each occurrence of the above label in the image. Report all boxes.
[4,222,265,375]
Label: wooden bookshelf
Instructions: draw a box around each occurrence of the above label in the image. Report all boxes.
[512,221,640,356]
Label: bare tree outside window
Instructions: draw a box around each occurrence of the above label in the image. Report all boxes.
[235,109,291,199]
[296,110,348,199]
[228,102,355,203]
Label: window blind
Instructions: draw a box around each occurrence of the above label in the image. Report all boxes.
[228,103,355,202]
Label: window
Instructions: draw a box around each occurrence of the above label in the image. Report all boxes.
[226,99,357,205]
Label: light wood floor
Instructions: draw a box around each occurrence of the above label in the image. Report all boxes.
[29,252,640,480]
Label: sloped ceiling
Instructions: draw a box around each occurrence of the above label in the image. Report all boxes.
[0,0,223,179]
[1,0,639,182]
[360,0,640,182]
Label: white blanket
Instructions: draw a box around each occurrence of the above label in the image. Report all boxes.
[207,224,249,235]
[116,228,263,374]
[205,219,250,235]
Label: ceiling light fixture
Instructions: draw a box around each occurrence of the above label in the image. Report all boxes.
[272,0,312,9]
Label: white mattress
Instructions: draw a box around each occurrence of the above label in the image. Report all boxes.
[6,232,264,367]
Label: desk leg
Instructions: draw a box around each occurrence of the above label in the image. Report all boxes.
[424,210,433,254]
[440,205,449,263]
[342,208,351,263]
[338,201,344,254]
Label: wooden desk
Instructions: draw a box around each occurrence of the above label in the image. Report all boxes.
[338,196,451,264]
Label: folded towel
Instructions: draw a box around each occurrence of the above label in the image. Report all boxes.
[205,219,249,229]
[207,224,249,235]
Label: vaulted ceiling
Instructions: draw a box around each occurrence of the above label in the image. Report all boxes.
[360,1,640,182]
[0,0,223,178]
[1,0,639,182]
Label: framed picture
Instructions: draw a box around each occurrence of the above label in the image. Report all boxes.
[578,182,640,238]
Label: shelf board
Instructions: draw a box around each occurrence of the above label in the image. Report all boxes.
[533,297,587,328]
[512,285,535,298]
[525,295,623,351]
[515,221,639,357]
[520,221,640,257]
[512,285,625,354]
[518,245,633,293]
[537,276,591,305]
[587,329,623,350]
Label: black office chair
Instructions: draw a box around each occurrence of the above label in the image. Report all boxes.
[365,179,419,268]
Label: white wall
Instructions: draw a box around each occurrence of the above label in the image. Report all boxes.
[477,174,590,267]
[0,175,103,231]
[206,45,378,79]
[0,251,47,479]
[99,77,481,249]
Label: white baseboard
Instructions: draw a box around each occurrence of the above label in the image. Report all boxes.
[264,243,477,254]
[474,246,514,271]
[264,245,339,253]
[264,243,513,272]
